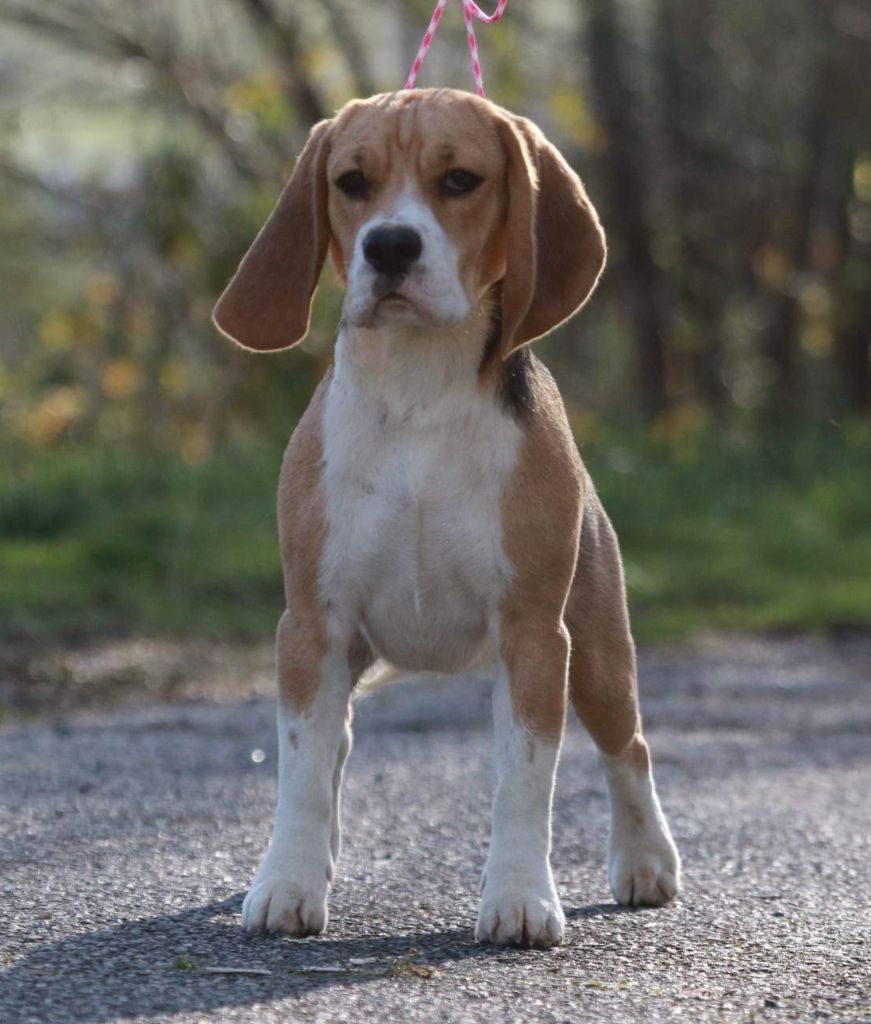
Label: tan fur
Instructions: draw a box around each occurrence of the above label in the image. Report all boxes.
[213,121,332,351]
[274,378,331,711]
[327,93,507,280]
[565,483,643,758]
[499,365,584,741]
[275,376,375,712]
[496,115,606,357]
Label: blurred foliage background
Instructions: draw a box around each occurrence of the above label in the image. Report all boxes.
[1,0,870,651]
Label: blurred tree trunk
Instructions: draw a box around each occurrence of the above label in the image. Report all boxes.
[656,0,729,417]
[762,102,827,414]
[835,317,871,413]
[761,3,835,420]
[828,11,871,417]
[831,146,871,415]
[586,0,669,420]
[760,1,871,421]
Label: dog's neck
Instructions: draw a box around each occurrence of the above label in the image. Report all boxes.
[334,301,497,427]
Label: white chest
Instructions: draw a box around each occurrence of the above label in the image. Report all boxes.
[319,329,521,673]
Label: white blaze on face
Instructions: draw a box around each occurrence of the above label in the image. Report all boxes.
[343,191,471,328]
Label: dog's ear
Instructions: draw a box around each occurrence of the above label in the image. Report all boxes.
[497,115,606,359]
[213,119,332,352]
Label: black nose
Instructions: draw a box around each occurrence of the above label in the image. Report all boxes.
[363,226,422,277]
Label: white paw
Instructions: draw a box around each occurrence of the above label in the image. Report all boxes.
[476,872,565,948]
[241,862,329,935]
[609,828,681,907]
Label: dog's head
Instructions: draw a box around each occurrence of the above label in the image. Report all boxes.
[213,89,605,358]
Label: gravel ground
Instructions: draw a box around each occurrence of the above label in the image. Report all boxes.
[1,634,870,1024]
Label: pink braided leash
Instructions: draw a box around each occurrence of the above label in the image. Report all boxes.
[405,0,509,98]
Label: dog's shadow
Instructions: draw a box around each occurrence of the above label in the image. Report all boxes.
[4,894,638,1022]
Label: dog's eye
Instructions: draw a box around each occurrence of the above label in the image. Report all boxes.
[441,169,483,197]
[335,171,370,200]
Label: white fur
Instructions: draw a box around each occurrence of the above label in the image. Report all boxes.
[476,667,566,948]
[601,750,682,906]
[343,191,471,329]
[320,313,519,675]
[241,641,352,934]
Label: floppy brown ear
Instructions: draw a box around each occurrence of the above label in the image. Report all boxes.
[498,115,606,358]
[212,119,332,352]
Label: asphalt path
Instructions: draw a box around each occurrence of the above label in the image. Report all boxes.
[1,635,870,1023]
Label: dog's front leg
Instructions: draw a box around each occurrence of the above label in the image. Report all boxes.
[242,609,352,935]
[477,621,569,948]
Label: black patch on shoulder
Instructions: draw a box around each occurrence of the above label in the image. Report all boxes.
[479,303,535,421]
[500,346,535,420]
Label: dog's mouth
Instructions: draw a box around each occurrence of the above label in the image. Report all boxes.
[372,278,420,317]
[373,292,422,326]
[349,273,437,328]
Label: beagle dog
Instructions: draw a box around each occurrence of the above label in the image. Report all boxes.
[213,88,681,949]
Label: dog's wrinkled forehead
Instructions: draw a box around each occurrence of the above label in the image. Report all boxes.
[327,91,505,194]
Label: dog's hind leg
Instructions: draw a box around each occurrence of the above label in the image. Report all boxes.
[565,486,681,907]
[329,634,373,865]
[330,712,352,866]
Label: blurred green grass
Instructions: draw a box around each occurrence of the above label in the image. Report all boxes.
[582,423,871,641]
[2,422,870,645]
[0,446,284,641]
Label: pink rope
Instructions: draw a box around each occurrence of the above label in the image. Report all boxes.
[405,0,508,98]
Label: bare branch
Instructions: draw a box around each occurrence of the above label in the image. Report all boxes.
[0,3,276,183]
[321,0,376,96]
[0,156,111,212]
[239,0,328,127]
